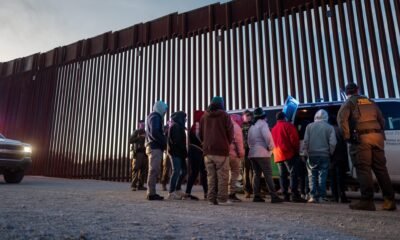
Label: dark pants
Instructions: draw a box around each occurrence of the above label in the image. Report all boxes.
[243,148,253,193]
[330,162,348,201]
[250,157,277,197]
[350,133,395,201]
[298,157,309,196]
[277,156,301,197]
[186,145,208,195]
[169,156,187,193]
[131,152,148,188]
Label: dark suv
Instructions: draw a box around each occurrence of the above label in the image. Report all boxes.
[0,133,32,183]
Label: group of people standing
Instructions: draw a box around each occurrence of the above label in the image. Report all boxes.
[129,82,396,211]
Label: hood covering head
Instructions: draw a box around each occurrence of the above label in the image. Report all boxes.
[314,109,329,122]
[193,110,205,123]
[153,101,168,116]
[171,111,187,127]
[230,114,243,127]
[208,96,225,111]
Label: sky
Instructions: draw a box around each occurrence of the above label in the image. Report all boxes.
[0,0,230,62]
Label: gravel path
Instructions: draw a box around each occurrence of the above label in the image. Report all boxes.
[0,176,398,240]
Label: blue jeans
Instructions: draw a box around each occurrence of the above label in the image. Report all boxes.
[277,156,300,196]
[307,156,330,199]
[169,156,187,193]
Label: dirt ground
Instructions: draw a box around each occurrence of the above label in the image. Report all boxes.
[0,176,398,240]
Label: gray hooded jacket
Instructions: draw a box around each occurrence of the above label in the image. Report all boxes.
[303,109,337,158]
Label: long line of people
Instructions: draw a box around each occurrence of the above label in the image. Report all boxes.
[128,95,363,206]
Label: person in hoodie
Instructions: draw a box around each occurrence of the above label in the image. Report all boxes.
[184,110,208,200]
[228,114,245,202]
[247,108,283,203]
[200,96,234,205]
[271,112,306,203]
[167,111,188,200]
[145,101,168,201]
[303,109,337,203]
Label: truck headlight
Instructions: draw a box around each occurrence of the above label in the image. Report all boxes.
[23,146,32,153]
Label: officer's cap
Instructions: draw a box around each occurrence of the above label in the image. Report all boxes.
[345,82,359,95]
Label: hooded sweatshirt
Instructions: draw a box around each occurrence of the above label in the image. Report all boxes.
[247,119,275,158]
[200,103,233,156]
[167,111,188,159]
[271,120,300,162]
[146,101,168,150]
[229,115,245,158]
[303,109,337,158]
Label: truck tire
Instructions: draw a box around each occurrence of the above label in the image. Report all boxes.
[3,170,25,184]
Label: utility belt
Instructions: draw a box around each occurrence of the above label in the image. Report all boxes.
[357,129,382,136]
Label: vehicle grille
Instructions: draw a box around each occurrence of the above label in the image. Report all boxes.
[0,152,25,159]
[0,144,24,151]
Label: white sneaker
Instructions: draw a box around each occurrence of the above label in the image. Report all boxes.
[308,197,318,203]
[168,192,182,200]
[175,190,186,198]
[218,200,233,206]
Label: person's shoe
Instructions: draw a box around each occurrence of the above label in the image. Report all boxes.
[208,199,218,205]
[319,198,330,203]
[349,200,376,211]
[382,198,397,211]
[162,184,167,191]
[175,190,186,198]
[292,195,307,203]
[244,191,251,198]
[253,196,265,202]
[218,200,233,206]
[167,192,182,200]
[229,194,242,202]
[183,194,199,201]
[137,186,147,191]
[131,187,137,191]
[271,195,284,203]
[147,194,164,201]
[307,197,318,203]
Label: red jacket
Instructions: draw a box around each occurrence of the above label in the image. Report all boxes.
[271,120,300,163]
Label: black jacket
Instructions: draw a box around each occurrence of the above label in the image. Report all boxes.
[129,128,146,154]
[146,112,167,150]
[167,111,188,159]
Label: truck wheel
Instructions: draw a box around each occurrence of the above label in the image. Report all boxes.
[3,170,25,184]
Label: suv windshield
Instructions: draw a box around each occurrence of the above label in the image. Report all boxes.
[0,133,4,139]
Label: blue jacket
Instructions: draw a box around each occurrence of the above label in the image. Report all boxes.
[146,112,167,150]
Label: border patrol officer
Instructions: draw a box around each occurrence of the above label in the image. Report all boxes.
[337,83,396,211]
[129,120,148,191]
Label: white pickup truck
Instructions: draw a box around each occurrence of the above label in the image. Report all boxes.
[0,133,32,183]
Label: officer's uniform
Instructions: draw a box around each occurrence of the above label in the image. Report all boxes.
[337,94,395,203]
[129,128,148,190]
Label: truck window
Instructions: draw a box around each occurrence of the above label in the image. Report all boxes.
[294,105,341,139]
[377,102,400,130]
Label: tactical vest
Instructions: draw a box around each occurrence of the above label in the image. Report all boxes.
[348,95,382,133]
